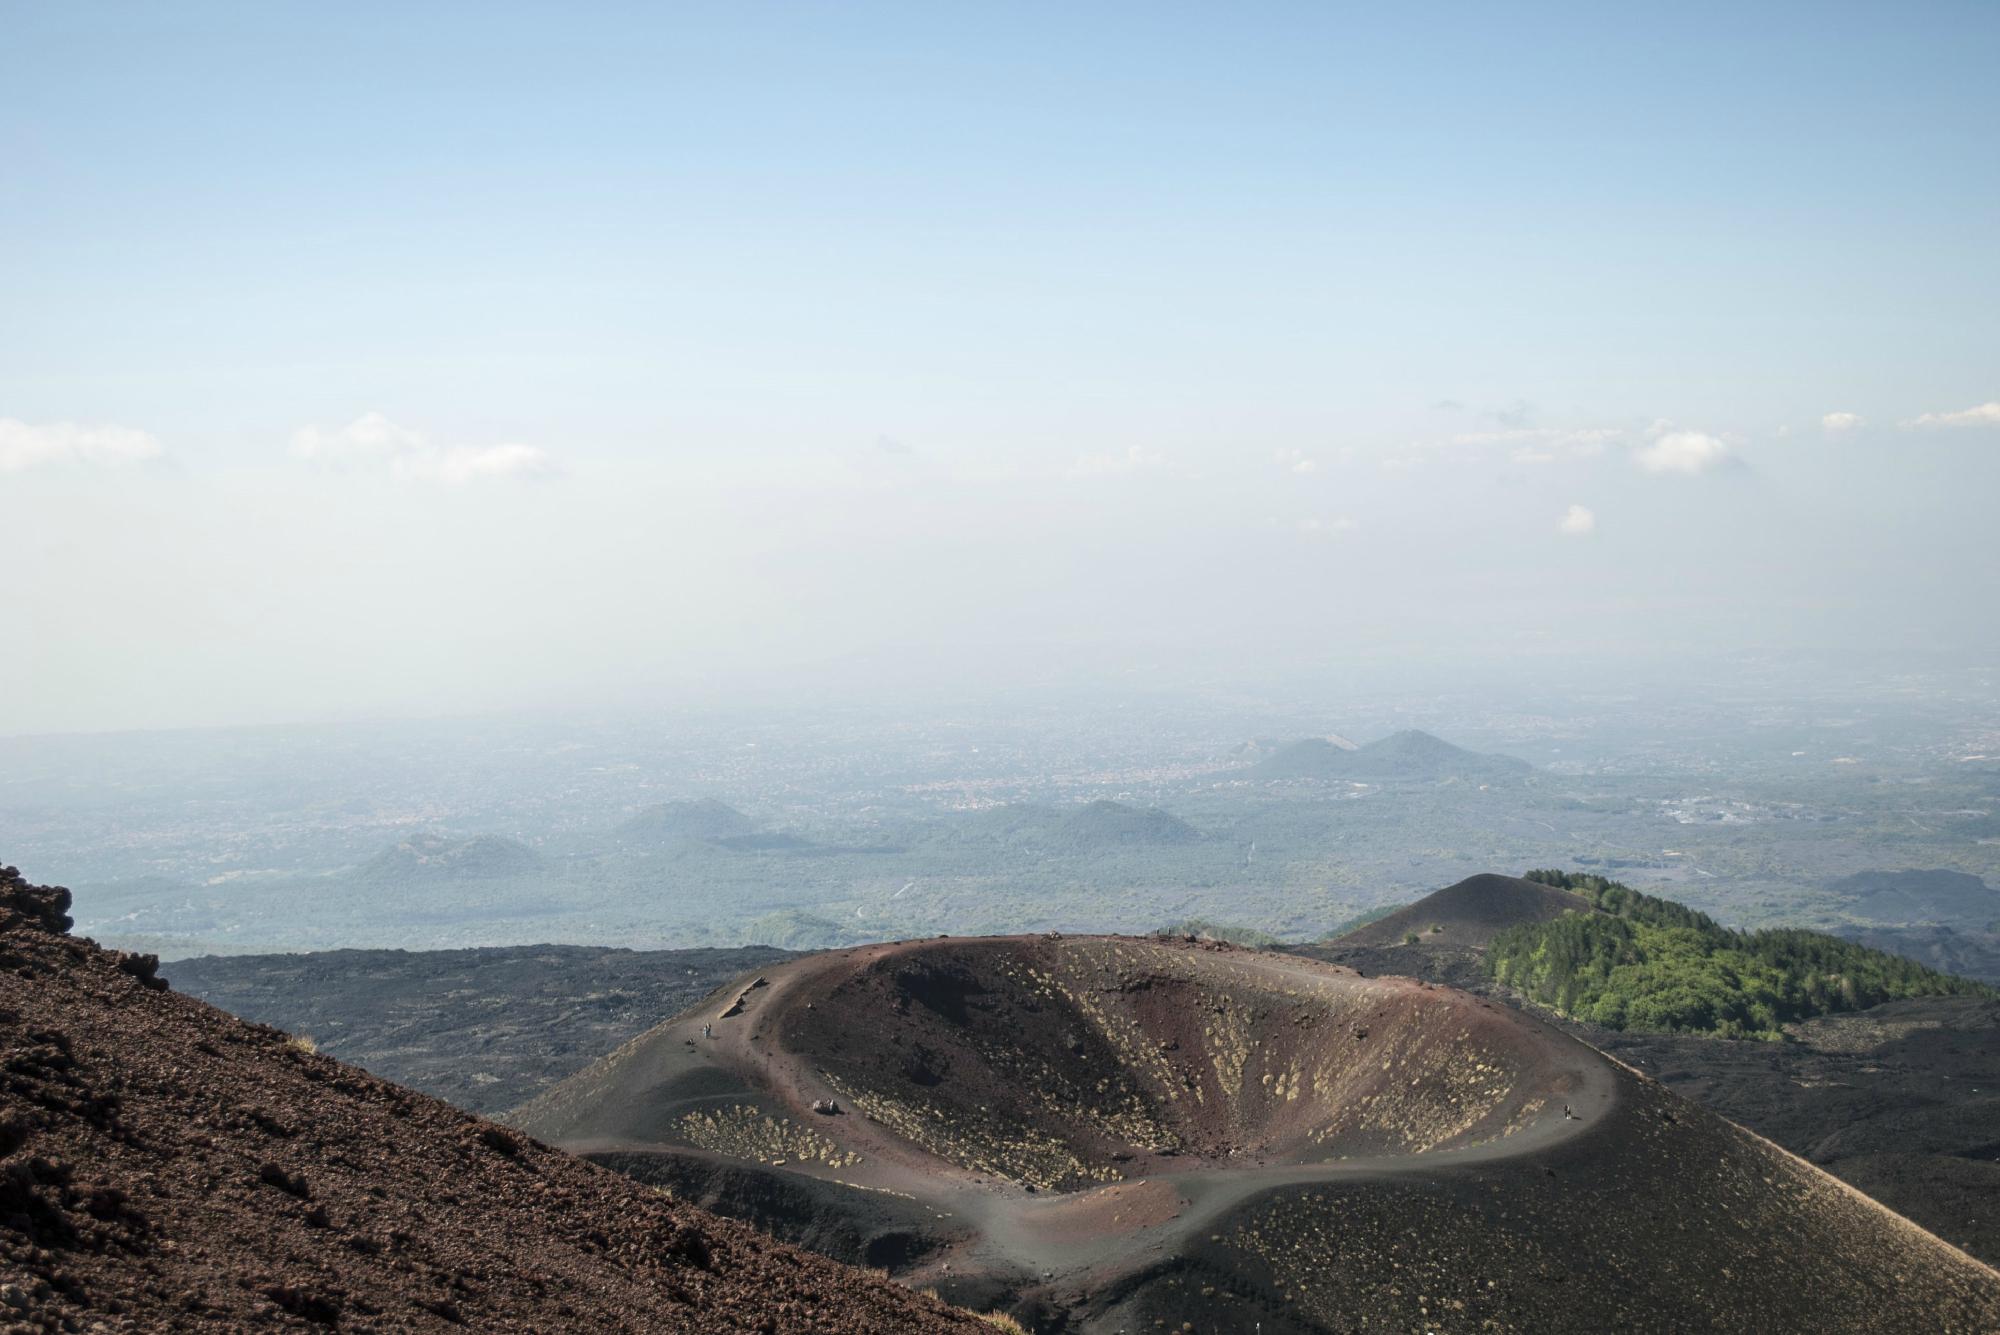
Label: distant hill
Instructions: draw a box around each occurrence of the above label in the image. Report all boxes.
[1055,799,1202,847]
[1248,729,1531,783]
[1827,868,2000,928]
[1335,872,1587,949]
[615,798,757,843]
[1231,733,1355,760]
[355,832,544,885]
[1244,737,1351,779]
[614,802,883,857]
[932,800,1202,851]
[947,802,1063,837]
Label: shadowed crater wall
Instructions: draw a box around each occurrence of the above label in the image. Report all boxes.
[779,936,1581,1190]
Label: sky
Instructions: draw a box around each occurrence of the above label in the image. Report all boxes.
[3,2,1998,734]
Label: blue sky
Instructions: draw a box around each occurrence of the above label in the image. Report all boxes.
[3,4,1997,731]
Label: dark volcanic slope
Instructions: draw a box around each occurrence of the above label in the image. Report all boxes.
[516,934,2000,1333]
[1597,996,2000,1264]
[1336,872,1587,948]
[168,943,796,1113]
[0,866,986,1334]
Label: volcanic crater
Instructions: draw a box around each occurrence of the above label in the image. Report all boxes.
[517,932,2000,1331]
[778,935,1590,1187]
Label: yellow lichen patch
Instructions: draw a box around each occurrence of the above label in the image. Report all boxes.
[1306,1017,1521,1154]
[676,1104,862,1169]
[990,954,1185,1145]
[1201,992,1254,1121]
[1500,1095,1547,1138]
[828,1079,1122,1191]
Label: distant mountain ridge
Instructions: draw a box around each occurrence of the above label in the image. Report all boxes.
[1248,730,1532,783]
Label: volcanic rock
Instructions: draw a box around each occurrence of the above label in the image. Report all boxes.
[0,864,986,1333]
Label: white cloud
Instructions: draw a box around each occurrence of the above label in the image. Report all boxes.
[1903,401,2000,430]
[1510,448,1556,466]
[290,412,557,483]
[0,419,164,472]
[403,443,556,484]
[289,411,428,463]
[1558,503,1596,536]
[1634,430,1729,475]
[1296,515,1355,537]
[1274,448,1318,475]
[1821,411,1863,433]
[1068,444,1169,478]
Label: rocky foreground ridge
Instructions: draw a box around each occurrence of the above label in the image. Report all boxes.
[0,864,987,1333]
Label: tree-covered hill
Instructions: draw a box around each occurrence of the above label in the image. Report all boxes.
[1487,870,1994,1039]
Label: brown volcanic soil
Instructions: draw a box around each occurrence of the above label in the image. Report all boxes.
[1336,872,1587,949]
[516,932,2000,1332]
[0,866,988,1333]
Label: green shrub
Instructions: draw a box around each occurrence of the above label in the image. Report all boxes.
[1489,870,1991,1039]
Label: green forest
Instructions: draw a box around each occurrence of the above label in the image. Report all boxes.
[1486,870,1993,1039]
